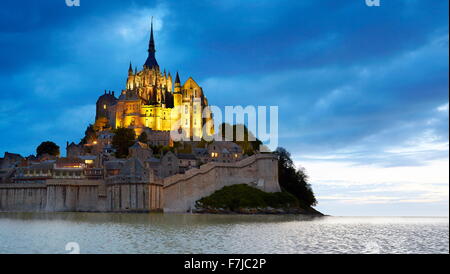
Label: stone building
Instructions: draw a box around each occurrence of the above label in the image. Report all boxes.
[66,142,85,158]
[207,141,244,163]
[0,152,22,169]
[13,157,104,183]
[0,153,22,184]
[159,151,179,178]
[144,156,162,177]
[141,128,172,147]
[94,19,214,140]
[142,151,179,179]
[177,154,199,173]
[96,130,115,155]
[129,141,153,163]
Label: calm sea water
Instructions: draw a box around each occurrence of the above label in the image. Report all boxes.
[0,212,448,254]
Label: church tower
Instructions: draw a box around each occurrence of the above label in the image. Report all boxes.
[96,17,214,141]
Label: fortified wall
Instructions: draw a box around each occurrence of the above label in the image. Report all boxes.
[162,154,280,213]
[0,154,280,213]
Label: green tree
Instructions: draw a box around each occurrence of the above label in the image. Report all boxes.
[112,127,136,158]
[80,124,97,145]
[36,141,60,157]
[274,147,317,208]
[138,132,148,144]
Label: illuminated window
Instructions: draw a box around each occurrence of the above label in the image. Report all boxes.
[104,104,107,109]
[85,160,94,165]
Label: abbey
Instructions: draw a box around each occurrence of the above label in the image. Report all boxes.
[95,20,214,139]
[0,18,282,214]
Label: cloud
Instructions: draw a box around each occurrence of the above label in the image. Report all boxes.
[437,103,449,113]
[298,158,449,215]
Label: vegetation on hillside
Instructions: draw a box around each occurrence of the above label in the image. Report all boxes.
[80,124,97,145]
[274,147,317,208]
[196,184,299,211]
[150,145,175,157]
[112,127,136,158]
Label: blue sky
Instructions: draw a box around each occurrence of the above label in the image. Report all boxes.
[0,0,448,216]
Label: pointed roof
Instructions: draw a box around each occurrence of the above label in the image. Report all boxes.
[130,141,149,149]
[175,72,181,84]
[128,62,133,74]
[144,17,159,70]
[183,77,201,90]
[149,17,155,53]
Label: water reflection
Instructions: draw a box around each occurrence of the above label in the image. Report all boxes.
[0,212,322,225]
[0,213,448,254]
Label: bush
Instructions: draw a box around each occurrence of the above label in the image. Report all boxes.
[196,184,299,211]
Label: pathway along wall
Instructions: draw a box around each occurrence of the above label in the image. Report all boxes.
[163,154,281,213]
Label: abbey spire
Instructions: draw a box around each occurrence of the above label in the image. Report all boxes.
[128,62,133,75]
[175,71,181,84]
[144,17,159,70]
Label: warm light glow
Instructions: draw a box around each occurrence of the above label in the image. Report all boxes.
[93,141,98,145]
[85,160,94,165]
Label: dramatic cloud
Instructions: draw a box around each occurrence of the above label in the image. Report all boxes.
[0,0,448,215]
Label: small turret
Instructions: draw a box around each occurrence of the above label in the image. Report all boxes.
[167,72,173,93]
[174,72,181,93]
[173,72,182,107]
